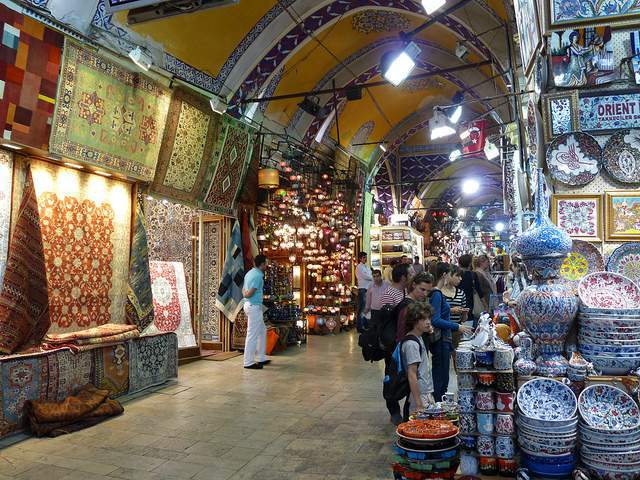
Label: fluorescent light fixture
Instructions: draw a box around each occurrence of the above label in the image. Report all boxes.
[430,109,456,140]
[379,143,387,152]
[2,143,22,150]
[384,51,416,86]
[462,178,480,195]
[64,162,84,170]
[449,148,462,162]
[128,46,152,71]
[448,105,462,124]
[495,222,505,232]
[422,0,446,14]
[459,129,470,140]
[457,208,467,217]
[94,170,112,177]
[484,141,500,160]
[209,96,228,115]
[455,41,468,59]
[476,209,484,219]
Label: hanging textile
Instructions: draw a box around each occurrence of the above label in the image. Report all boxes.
[0,4,64,149]
[215,220,245,323]
[0,166,50,353]
[201,220,221,342]
[31,160,132,333]
[147,261,196,348]
[0,150,12,288]
[126,198,154,331]
[151,88,222,204]
[129,333,178,394]
[236,143,260,206]
[240,209,259,271]
[201,116,255,215]
[49,40,171,181]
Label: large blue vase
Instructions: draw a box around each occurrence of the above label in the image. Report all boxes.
[513,169,577,376]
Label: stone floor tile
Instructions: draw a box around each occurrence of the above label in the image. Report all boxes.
[15,464,75,480]
[151,459,207,479]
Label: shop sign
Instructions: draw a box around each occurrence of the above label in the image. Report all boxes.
[579,91,640,131]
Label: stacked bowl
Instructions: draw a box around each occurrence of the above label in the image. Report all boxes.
[579,385,640,480]
[516,379,578,477]
[577,272,640,374]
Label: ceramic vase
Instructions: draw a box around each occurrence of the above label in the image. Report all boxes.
[514,337,537,376]
[513,169,577,376]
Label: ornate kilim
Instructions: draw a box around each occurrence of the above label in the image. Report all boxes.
[31,160,132,333]
[236,144,260,206]
[202,220,221,342]
[44,324,137,344]
[0,5,64,149]
[201,116,255,216]
[0,150,12,288]
[50,40,171,181]
[46,349,93,401]
[93,342,129,397]
[232,309,247,350]
[0,353,48,437]
[144,195,195,303]
[0,166,49,353]
[148,261,196,348]
[215,220,245,323]
[126,198,154,331]
[151,88,222,204]
[9,154,26,234]
[129,333,178,394]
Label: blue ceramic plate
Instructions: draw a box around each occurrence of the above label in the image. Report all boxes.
[578,385,640,431]
[517,378,577,421]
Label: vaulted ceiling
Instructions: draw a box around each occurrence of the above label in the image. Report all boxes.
[112,0,515,215]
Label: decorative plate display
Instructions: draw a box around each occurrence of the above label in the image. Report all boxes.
[546,132,602,186]
[607,243,640,286]
[527,99,538,159]
[603,130,640,184]
[578,272,640,309]
[559,240,604,291]
[517,378,577,421]
[578,385,640,431]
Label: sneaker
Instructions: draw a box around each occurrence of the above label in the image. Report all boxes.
[258,360,271,366]
[244,363,263,370]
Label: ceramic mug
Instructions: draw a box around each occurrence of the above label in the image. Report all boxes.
[495,392,515,413]
[458,391,475,413]
[460,452,479,475]
[477,435,495,456]
[494,348,515,371]
[479,456,498,475]
[496,372,515,393]
[456,348,475,370]
[499,458,518,477]
[475,390,495,411]
[460,435,476,449]
[475,349,495,366]
[477,412,495,434]
[495,435,515,459]
[496,413,515,435]
[477,372,497,387]
[442,392,456,404]
[460,413,477,434]
[458,373,477,390]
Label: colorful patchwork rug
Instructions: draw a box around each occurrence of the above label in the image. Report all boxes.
[215,220,245,323]
[0,150,12,288]
[31,160,132,333]
[0,165,50,353]
[151,88,222,204]
[126,198,154,331]
[200,116,255,216]
[45,349,93,401]
[93,342,129,398]
[50,40,171,181]
[202,220,221,342]
[0,5,64,149]
[147,261,196,348]
[129,333,178,394]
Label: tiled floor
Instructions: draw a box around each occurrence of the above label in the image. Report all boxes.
[0,331,402,479]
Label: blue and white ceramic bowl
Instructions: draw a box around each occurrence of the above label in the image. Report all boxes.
[579,385,640,431]
[521,451,576,477]
[578,305,640,316]
[578,334,640,345]
[517,379,577,421]
[516,415,578,433]
[581,449,640,464]
[519,431,577,447]
[517,422,577,437]
[579,344,640,355]
[582,354,640,375]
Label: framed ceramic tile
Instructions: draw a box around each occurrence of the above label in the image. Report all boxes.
[606,191,640,242]
[548,0,640,30]
[542,91,579,142]
[514,0,542,76]
[551,194,603,242]
[578,90,640,133]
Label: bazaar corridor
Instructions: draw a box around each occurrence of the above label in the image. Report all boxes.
[0,332,396,480]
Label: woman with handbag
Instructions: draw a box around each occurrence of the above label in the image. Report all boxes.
[428,262,473,402]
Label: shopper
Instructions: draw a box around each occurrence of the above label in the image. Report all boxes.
[381,263,409,309]
[401,255,416,278]
[440,265,470,346]
[429,262,473,402]
[355,251,373,332]
[412,256,424,275]
[363,269,388,330]
[474,254,497,311]
[402,302,436,416]
[383,258,399,283]
[396,272,434,341]
[458,254,483,325]
[242,254,269,370]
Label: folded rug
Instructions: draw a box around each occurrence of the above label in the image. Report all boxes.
[44,324,138,344]
[25,384,123,437]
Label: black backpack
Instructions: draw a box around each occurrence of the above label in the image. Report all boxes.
[379,297,413,352]
[382,334,422,403]
[358,327,386,362]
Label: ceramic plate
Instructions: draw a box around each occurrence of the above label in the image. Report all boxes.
[603,130,640,184]
[517,378,577,421]
[578,272,640,309]
[579,385,640,431]
[607,243,640,286]
[559,240,604,291]
[546,132,602,186]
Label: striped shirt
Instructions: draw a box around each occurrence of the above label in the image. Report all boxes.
[444,288,467,323]
[381,285,405,308]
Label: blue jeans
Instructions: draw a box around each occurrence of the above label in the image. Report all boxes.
[429,340,452,403]
[357,288,367,331]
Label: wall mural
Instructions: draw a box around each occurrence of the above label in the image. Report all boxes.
[351,10,410,34]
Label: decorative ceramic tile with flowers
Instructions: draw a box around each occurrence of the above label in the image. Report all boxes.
[551,194,603,241]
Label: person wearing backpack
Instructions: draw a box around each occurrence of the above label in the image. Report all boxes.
[429,262,473,402]
[395,272,434,341]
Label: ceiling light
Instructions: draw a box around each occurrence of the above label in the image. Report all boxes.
[94,170,112,177]
[462,178,480,195]
[382,42,420,86]
[476,209,484,219]
[448,91,464,124]
[455,41,469,59]
[209,96,228,115]
[484,141,500,160]
[449,148,462,162]
[457,208,467,217]
[64,162,84,170]
[430,109,456,140]
[128,46,152,71]
[422,0,446,14]
[2,143,22,150]
[379,143,387,152]
[495,222,505,232]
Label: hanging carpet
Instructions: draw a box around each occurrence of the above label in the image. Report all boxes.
[0,150,13,288]
[216,220,245,323]
[201,220,221,342]
[126,197,154,331]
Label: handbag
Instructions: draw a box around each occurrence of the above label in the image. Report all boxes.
[426,290,443,344]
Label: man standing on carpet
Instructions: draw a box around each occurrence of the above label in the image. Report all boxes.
[242,254,269,370]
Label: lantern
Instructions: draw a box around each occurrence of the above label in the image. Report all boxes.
[258,168,279,189]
